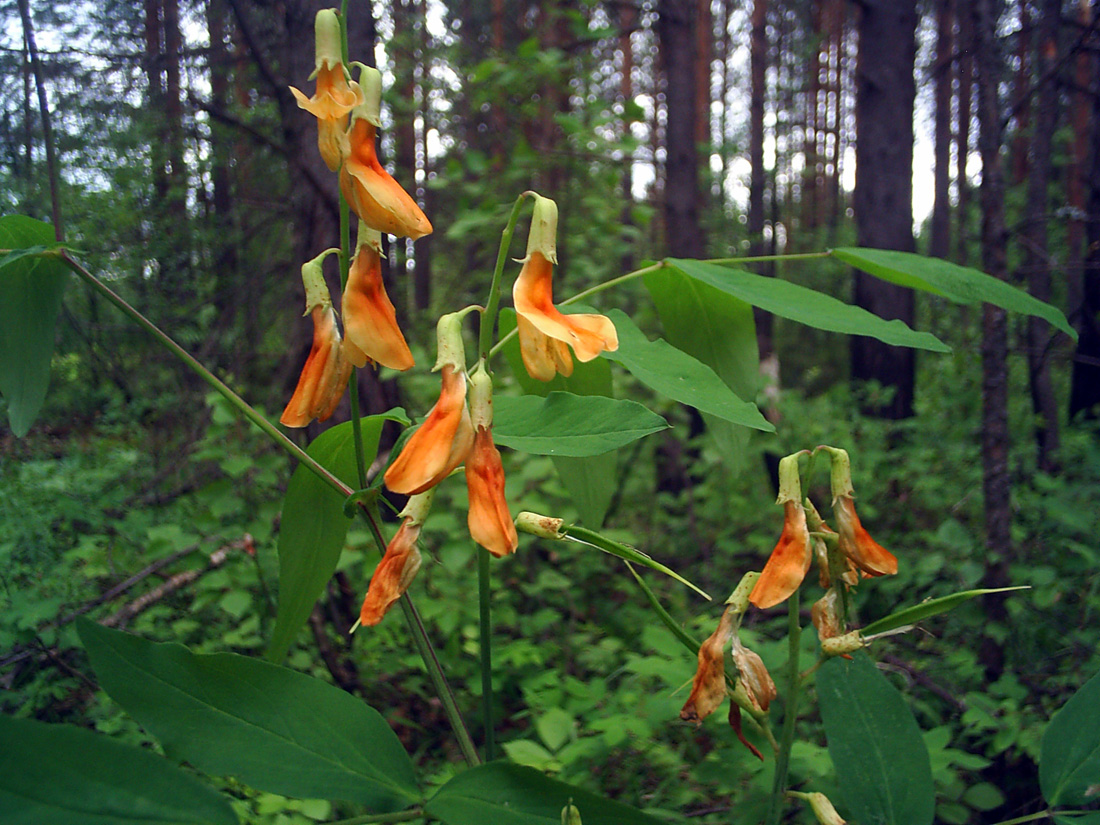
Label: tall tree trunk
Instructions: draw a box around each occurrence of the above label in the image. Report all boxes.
[1069,0,1100,419]
[930,0,954,259]
[956,2,975,264]
[1011,0,1031,184]
[413,0,432,313]
[619,0,637,274]
[658,0,706,259]
[850,0,917,419]
[972,0,1011,679]
[1019,0,1062,471]
[749,0,772,356]
[392,0,418,312]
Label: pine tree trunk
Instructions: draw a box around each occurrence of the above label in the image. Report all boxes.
[956,2,974,264]
[930,0,954,259]
[749,0,771,355]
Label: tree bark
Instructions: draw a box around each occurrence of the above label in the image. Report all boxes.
[749,0,772,356]
[930,0,954,259]
[850,0,917,419]
[956,1,975,264]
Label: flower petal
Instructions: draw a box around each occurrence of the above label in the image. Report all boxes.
[280,305,349,428]
[680,607,735,724]
[341,119,432,239]
[359,518,422,626]
[835,496,898,576]
[749,500,813,609]
[465,427,518,557]
[342,236,414,371]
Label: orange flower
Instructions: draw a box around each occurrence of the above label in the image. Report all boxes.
[680,606,735,724]
[383,365,474,494]
[289,10,364,170]
[358,492,433,626]
[834,495,898,577]
[339,68,431,239]
[512,194,617,381]
[464,365,517,557]
[731,635,776,714]
[342,226,414,371]
[749,500,813,609]
[811,588,843,641]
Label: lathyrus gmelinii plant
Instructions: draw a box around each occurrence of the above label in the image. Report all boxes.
[4,6,1088,825]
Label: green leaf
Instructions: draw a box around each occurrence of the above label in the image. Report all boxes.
[818,653,935,825]
[0,215,70,436]
[493,393,668,457]
[269,414,404,662]
[831,247,1077,340]
[0,714,237,825]
[77,620,420,808]
[1041,669,1100,807]
[1054,815,1100,825]
[424,762,665,825]
[644,265,758,469]
[667,258,950,352]
[602,309,773,432]
[860,587,1030,636]
[499,308,616,525]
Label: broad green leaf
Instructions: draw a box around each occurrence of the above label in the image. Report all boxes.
[499,308,616,525]
[562,524,710,599]
[270,412,407,662]
[0,215,69,436]
[1041,669,1100,807]
[78,621,420,808]
[667,258,950,352]
[424,762,665,825]
[644,265,758,469]
[831,247,1076,340]
[602,309,773,432]
[818,654,935,825]
[860,587,1030,636]
[0,714,237,825]
[493,392,668,457]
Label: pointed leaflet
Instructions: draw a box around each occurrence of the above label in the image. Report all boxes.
[818,653,935,825]
[860,586,1029,636]
[665,258,950,352]
[831,247,1076,340]
[0,714,237,825]
[0,215,69,436]
[78,620,420,809]
[1040,668,1100,807]
[269,413,408,662]
[601,308,773,432]
[492,392,668,457]
[644,265,759,467]
[425,762,665,825]
[500,308,615,525]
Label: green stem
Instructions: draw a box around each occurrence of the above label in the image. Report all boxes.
[327,808,424,825]
[478,193,530,360]
[764,591,803,825]
[478,545,495,761]
[704,251,831,266]
[360,505,481,767]
[58,251,351,497]
[986,812,1056,825]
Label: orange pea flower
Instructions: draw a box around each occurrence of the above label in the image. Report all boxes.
[465,366,518,557]
[358,492,433,626]
[824,446,898,577]
[280,250,351,428]
[681,606,736,724]
[342,225,414,371]
[289,10,364,171]
[340,68,432,239]
[512,194,617,381]
[750,453,813,609]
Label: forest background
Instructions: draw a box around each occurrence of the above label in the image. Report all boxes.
[2,0,1100,823]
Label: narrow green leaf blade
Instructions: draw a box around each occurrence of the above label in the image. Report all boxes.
[0,715,237,825]
[643,266,759,467]
[563,524,710,599]
[0,215,70,436]
[818,654,935,825]
[831,247,1076,340]
[78,620,420,808]
[492,393,669,457]
[860,587,1030,636]
[425,762,666,825]
[667,258,950,352]
[1041,669,1100,807]
[268,415,400,661]
[602,308,773,432]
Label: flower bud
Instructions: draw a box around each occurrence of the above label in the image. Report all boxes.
[820,630,865,657]
[515,511,565,540]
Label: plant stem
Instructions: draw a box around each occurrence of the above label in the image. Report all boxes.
[478,545,495,761]
[478,193,530,360]
[986,811,1056,825]
[328,809,424,825]
[59,251,351,497]
[764,590,803,825]
[17,0,62,240]
[703,251,831,266]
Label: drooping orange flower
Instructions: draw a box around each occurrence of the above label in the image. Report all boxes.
[280,303,352,428]
[680,607,735,725]
[358,492,434,626]
[731,635,776,714]
[749,500,813,609]
[289,10,364,170]
[383,365,474,495]
[466,428,518,557]
[833,495,898,576]
[339,71,432,239]
[512,194,617,381]
[342,226,414,371]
